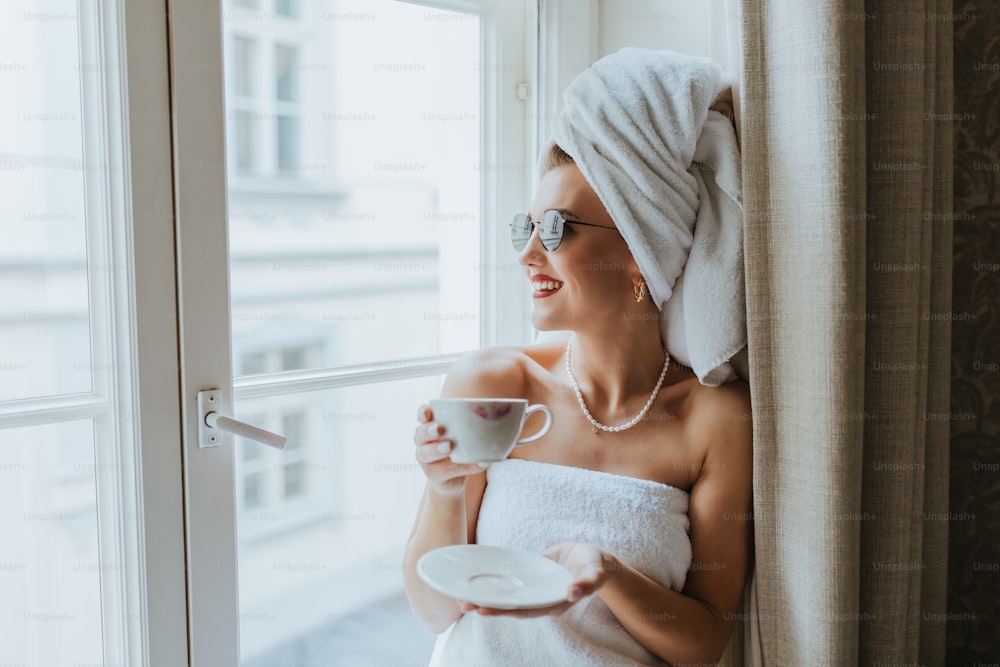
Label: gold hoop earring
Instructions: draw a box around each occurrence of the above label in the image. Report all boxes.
[633,281,646,303]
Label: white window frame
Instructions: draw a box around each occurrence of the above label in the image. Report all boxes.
[0,0,187,664]
[91,1,189,663]
[169,0,535,663]
[533,0,599,165]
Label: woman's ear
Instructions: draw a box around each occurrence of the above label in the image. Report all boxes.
[628,258,643,281]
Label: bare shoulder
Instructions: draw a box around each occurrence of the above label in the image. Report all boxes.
[441,338,568,399]
[686,378,753,469]
[442,346,528,398]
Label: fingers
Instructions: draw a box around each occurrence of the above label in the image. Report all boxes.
[567,584,591,603]
[414,406,485,494]
[540,542,569,561]
[566,566,605,604]
[415,439,454,464]
[414,437,483,497]
[573,564,604,587]
[413,421,445,446]
[416,404,432,424]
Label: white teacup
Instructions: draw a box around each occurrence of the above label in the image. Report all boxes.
[429,398,553,463]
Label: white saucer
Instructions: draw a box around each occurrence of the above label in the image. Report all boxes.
[417,545,574,610]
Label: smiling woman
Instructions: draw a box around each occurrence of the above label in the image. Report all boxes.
[403,48,752,666]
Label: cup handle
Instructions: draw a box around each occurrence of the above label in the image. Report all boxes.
[514,404,553,446]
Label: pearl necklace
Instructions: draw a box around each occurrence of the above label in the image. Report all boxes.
[564,335,670,433]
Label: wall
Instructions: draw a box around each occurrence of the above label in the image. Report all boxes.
[949,1,1000,663]
[597,0,711,59]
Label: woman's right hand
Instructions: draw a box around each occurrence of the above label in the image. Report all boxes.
[414,405,486,498]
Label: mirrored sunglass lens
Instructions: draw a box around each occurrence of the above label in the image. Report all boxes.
[511,213,532,250]
[540,210,563,251]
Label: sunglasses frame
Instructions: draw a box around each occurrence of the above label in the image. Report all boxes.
[510,210,617,252]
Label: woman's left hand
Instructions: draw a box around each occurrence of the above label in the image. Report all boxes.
[458,542,614,618]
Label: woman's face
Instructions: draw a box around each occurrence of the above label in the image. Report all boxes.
[519,164,640,332]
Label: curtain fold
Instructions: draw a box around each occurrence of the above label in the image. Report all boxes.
[919,0,953,657]
[736,0,952,663]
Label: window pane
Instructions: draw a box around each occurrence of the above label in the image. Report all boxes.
[235,110,256,173]
[276,115,299,173]
[280,346,305,371]
[274,44,298,102]
[235,375,441,665]
[275,0,298,19]
[224,0,482,374]
[283,461,307,498]
[243,473,266,509]
[232,36,256,97]
[0,4,93,401]
[241,441,265,462]
[282,412,305,446]
[0,421,103,665]
[241,350,269,375]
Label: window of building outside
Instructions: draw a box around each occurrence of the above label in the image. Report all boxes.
[221,0,514,663]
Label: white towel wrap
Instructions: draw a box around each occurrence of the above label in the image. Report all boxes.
[428,458,692,666]
[542,48,747,386]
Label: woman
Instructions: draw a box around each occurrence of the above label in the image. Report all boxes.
[403,48,753,666]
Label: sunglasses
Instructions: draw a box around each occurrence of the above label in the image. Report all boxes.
[510,210,618,252]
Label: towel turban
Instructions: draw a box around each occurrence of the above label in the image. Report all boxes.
[541,47,747,385]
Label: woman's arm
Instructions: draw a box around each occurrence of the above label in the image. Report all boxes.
[401,348,527,633]
[402,468,486,632]
[599,381,754,664]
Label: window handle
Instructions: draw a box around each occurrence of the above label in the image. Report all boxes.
[197,389,287,450]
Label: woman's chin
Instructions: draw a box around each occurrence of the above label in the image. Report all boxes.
[530,313,573,333]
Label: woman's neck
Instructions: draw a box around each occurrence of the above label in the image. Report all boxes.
[564,325,668,412]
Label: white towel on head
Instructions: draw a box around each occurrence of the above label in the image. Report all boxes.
[428,458,691,666]
[543,47,746,386]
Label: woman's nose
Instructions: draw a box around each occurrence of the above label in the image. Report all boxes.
[517,223,546,266]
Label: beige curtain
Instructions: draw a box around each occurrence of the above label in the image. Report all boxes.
[720,0,953,664]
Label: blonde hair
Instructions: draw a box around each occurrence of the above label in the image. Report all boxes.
[543,143,575,172]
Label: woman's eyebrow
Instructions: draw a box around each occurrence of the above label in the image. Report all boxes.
[553,208,582,220]
[525,207,582,220]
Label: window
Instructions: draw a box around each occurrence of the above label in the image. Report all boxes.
[0,0,184,664]
[5,0,533,663]
[274,43,300,172]
[274,43,297,101]
[281,413,308,497]
[236,346,325,535]
[275,0,298,19]
[233,36,257,96]
[224,5,311,178]
[219,0,530,663]
[235,407,316,519]
[239,343,319,375]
